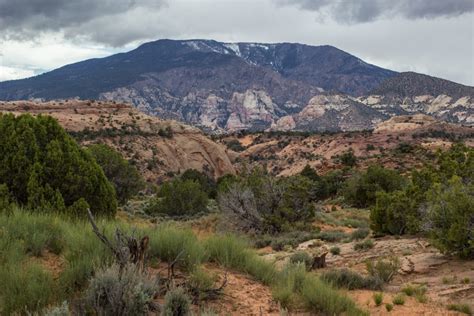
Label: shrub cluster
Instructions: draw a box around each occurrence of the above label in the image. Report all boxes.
[343,166,406,208]
[0,114,117,217]
[180,169,217,199]
[0,208,365,316]
[218,168,316,234]
[145,178,208,216]
[370,144,474,258]
[321,269,383,290]
[83,263,159,315]
[300,165,346,200]
[289,252,313,270]
[87,144,144,204]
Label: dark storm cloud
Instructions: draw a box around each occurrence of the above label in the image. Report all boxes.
[276,0,474,23]
[0,0,472,85]
[0,0,166,43]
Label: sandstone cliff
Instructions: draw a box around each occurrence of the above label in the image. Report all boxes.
[0,100,235,182]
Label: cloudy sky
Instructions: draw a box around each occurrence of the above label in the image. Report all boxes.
[1,0,473,85]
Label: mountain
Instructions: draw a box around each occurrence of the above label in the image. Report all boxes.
[371,72,474,99]
[0,39,472,131]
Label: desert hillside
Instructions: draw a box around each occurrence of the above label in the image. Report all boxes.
[0,100,235,182]
[219,114,474,177]
[0,102,473,316]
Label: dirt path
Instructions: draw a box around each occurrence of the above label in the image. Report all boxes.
[201,265,280,315]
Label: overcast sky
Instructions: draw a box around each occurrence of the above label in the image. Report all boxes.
[1,0,473,85]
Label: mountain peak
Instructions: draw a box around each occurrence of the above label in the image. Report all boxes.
[0,39,471,132]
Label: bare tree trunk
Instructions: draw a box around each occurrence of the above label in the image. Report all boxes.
[87,209,149,272]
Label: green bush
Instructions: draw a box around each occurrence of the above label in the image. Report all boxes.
[401,284,415,296]
[385,303,393,312]
[370,189,420,235]
[162,287,191,316]
[269,231,320,251]
[146,179,208,216]
[343,166,405,208]
[392,294,405,305]
[321,269,383,290]
[88,144,144,204]
[204,234,276,285]
[272,263,307,309]
[272,263,366,315]
[0,113,117,217]
[188,267,217,300]
[0,209,64,256]
[59,219,114,294]
[373,293,383,306]
[351,228,370,240]
[342,217,368,228]
[339,150,357,167]
[447,303,472,315]
[204,234,249,268]
[270,238,289,251]
[317,230,349,242]
[225,139,245,152]
[147,225,205,271]
[0,262,55,315]
[216,173,238,193]
[330,246,341,255]
[300,275,364,315]
[83,263,159,315]
[299,166,345,200]
[354,239,374,251]
[395,142,414,154]
[289,252,313,270]
[401,283,427,299]
[0,183,12,211]
[366,257,399,283]
[180,169,217,199]
[425,177,474,259]
[300,164,320,182]
[370,144,474,249]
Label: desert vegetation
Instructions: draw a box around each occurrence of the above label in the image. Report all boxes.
[0,113,473,315]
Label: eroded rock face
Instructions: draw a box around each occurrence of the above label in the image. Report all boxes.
[291,95,387,132]
[0,100,235,182]
[359,95,474,125]
[271,115,296,131]
[225,90,277,130]
[374,114,438,132]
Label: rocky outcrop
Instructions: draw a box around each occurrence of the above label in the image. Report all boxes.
[374,114,438,133]
[359,94,474,125]
[0,100,235,182]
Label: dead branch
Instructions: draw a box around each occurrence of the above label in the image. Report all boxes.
[188,272,228,303]
[87,209,149,272]
[167,250,185,281]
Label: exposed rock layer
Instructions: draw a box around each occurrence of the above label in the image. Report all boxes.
[0,100,235,182]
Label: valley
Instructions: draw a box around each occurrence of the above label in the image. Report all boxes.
[0,99,472,315]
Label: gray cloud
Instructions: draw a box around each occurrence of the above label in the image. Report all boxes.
[0,0,166,44]
[0,0,472,85]
[276,0,474,23]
